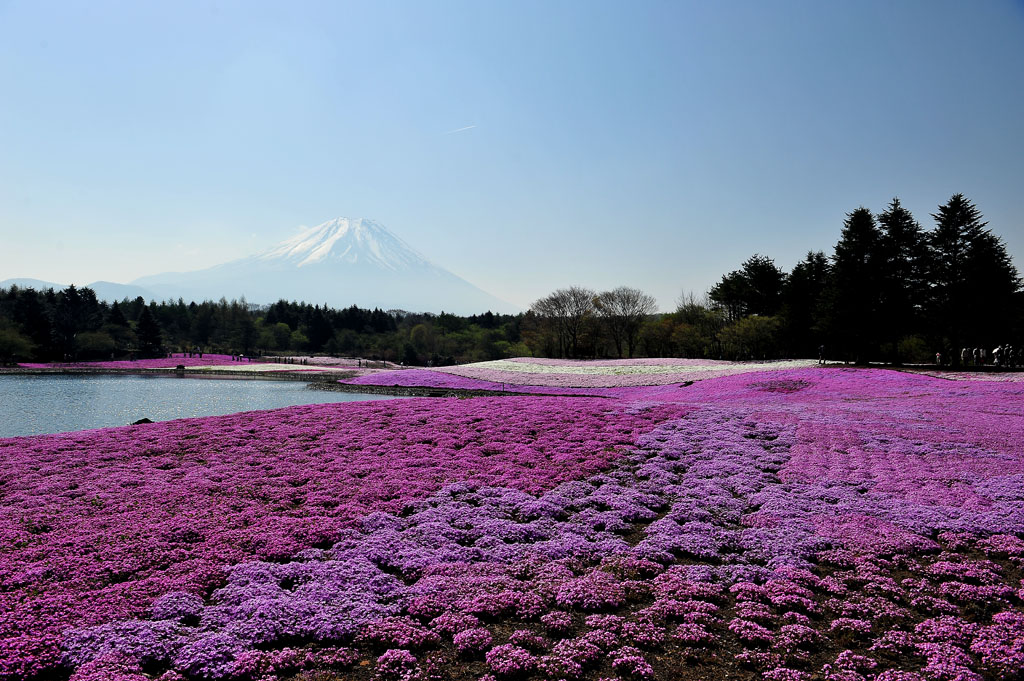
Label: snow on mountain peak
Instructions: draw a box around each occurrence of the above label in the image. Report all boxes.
[257,217,431,271]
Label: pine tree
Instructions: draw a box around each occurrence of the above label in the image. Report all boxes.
[781,251,830,357]
[928,194,1021,354]
[821,207,883,363]
[738,255,786,317]
[107,301,129,327]
[709,254,786,321]
[136,306,163,358]
[877,198,927,363]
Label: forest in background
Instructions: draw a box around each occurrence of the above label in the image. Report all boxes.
[1,194,1020,367]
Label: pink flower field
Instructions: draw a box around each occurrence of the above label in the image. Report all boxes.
[1,366,1023,681]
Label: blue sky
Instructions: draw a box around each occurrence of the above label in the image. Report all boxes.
[1,0,1023,310]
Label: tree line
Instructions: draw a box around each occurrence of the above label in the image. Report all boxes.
[0,290,538,366]
[2,193,1019,366]
[525,194,1022,364]
[698,194,1022,364]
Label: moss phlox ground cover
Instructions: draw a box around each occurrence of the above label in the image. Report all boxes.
[1,398,665,679]
[1,364,1022,680]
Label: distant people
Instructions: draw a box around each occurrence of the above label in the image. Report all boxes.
[818,345,825,365]
[993,345,1003,367]
[935,351,942,367]
[961,347,969,365]
[973,347,981,366]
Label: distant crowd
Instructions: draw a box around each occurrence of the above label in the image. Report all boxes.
[935,345,1019,368]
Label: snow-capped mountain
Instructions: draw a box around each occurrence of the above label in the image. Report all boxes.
[131,218,517,314]
[257,217,430,271]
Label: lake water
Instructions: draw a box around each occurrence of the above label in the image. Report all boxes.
[0,374,402,438]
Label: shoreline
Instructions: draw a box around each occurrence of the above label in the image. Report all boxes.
[306,379,608,399]
[0,366,351,381]
[0,366,604,398]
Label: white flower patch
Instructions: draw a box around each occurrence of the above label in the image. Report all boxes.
[452,359,816,377]
[187,363,334,373]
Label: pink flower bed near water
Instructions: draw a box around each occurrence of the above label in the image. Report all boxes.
[3,366,1024,681]
[18,354,242,370]
[0,398,669,680]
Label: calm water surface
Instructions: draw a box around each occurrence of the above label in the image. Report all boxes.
[0,375,402,438]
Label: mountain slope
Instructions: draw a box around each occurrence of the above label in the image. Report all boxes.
[132,218,518,314]
[0,278,158,302]
[0,277,66,291]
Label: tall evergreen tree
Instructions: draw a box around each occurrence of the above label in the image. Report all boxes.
[781,251,830,357]
[709,254,786,321]
[821,208,883,362]
[739,255,786,317]
[52,284,96,358]
[107,301,129,328]
[708,271,748,322]
[13,289,54,358]
[876,198,928,363]
[136,306,163,358]
[928,194,1020,354]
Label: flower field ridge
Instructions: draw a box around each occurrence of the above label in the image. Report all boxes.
[3,366,1024,681]
[346,357,819,389]
[430,358,819,387]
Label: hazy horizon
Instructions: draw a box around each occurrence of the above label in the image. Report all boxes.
[2,0,1023,311]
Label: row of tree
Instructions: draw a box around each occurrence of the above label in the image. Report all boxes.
[520,194,1021,363]
[527,286,657,358]
[699,194,1022,363]
[0,288,536,366]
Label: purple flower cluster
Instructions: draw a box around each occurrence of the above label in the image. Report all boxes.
[485,644,536,676]
[452,627,493,655]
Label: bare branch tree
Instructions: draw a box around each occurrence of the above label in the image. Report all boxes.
[595,286,657,358]
[530,286,596,358]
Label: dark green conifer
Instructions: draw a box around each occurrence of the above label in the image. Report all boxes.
[136,306,163,358]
